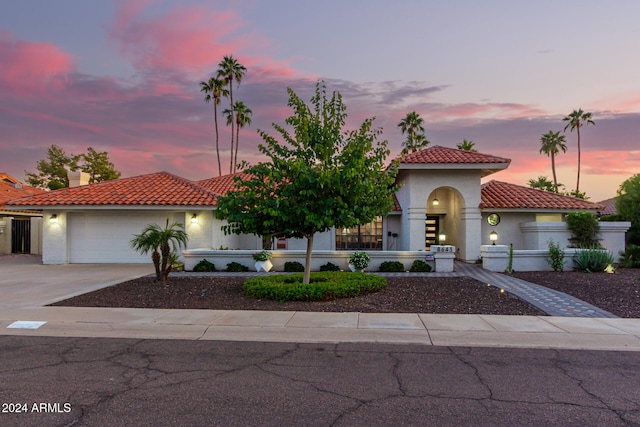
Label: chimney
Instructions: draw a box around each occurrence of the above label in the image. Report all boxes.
[68,171,91,187]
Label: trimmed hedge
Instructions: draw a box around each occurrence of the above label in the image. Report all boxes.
[193,259,216,272]
[243,272,386,302]
[409,260,432,272]
[319,262,341,272]
[226,261,250,272]
[284,261,305,272]
[379,261,405,272]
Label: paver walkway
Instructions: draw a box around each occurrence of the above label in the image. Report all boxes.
[455,262,618,318]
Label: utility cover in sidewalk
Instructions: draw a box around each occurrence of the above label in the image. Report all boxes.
[7,321,47,329]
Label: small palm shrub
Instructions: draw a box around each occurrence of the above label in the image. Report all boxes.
[193,259,216,272]
[226,261,250,272]
[573,248,614,273]
[320,262,341,272]
[379,261,405,272]
[619,245,640,268]
[409,260,432,272]
[546,240,565,272]
[284,261,305,272]
[243,272,386,302]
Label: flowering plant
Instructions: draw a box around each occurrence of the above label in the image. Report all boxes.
[252,250,272,262]
[348,251,370,270]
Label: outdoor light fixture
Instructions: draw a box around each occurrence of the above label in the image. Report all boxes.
[489,230,498,245]
[49,214,58,224]
[438,230,446,243]
[191,213,198,224]
[432,189,440,206]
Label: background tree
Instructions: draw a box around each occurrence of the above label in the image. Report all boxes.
[200,77,228,176]
[130,219,188,284]
[528,175,556,192]
[224,100,252,173]
[216,82,399,284]
[457,139,477,152]
[563,108,595,192]
[25,144,73,190]
[25,145,120,190]
[616,173,640,245]
[539,130,567,192]
[217,55,247,174]
[398,111,429,155]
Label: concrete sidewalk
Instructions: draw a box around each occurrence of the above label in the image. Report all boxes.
[2,255,640,351]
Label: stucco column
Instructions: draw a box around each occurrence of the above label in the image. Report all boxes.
[43,211,68,264]
[406,207,426,251]
[460,207,482,262]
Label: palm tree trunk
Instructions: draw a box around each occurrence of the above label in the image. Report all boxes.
[303,234,314,285]
[576,126,581,192]
[233,123,240,174]
[228,80,235,175]
[214,103,221,177]
[551,152,558,192]
[160,244,170,284]
[152,251,161,282]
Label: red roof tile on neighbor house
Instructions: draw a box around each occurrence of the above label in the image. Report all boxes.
[1,173,46,214]
[7,171,219,207]
[400,145,511,165]
[597,197,617,216]
[481,180,604,210]
[197,172,251,195]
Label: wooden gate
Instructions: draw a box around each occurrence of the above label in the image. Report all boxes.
[11,218,31,254]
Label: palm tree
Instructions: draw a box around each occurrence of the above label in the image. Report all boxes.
[217,55,247,174]
[528,176,555,192]
[539,130,567,193]
[199,77,228,176]
[130,219,188,284]
[457,139,477,152]
[233,101,252,173]
[398,111,429,155]
[562,109,595,192]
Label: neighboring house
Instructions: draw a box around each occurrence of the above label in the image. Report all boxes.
[597,197,618,216]
[0,173,45,255]
[6,146,629,265]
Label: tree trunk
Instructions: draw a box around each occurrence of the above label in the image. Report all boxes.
[160,244,170,284]
[576,126,581,192]
[152,251,161,282]
[228,80,235,175]
[303,234,314,285]
[551,152,558,192]
[214,103,221,177]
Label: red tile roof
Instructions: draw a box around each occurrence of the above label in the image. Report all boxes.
[7,171,219,207]
[480,180,604,210]
[197,172,251,195]
[597,197,617,216]
[1,174,45,214]
[400,145,511,165]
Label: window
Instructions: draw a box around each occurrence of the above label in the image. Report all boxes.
[336,217,383,250]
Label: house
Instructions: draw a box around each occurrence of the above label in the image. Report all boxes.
[0,173,45,255]
[6,146,630,268]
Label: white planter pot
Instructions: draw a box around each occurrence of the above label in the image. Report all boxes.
[254,260,273,272]
[349,264,364,273]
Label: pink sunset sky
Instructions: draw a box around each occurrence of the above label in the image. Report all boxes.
[1,0,639,202]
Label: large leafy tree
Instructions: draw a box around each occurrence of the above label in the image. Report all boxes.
[25,145,120,190]
[562,108,595,192]
[398,111,429,155]
[130,219,188,284]
[224,100,253,173]
[616,174,640,245]
[217,55,247,174]
[539,130,567,193]
[200,77,228,176]
[216,82,400,284]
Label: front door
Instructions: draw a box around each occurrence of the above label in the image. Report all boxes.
[425,215,439,250]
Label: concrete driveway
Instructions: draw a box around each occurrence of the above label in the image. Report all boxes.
[0,254,151,309]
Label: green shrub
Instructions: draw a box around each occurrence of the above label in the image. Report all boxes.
[319,262,341,272]
[284,261,305,272]
[243,272,386,302]
[566,211,601,248]
[193,259,216,272]
[252,250,272,261]
[573,248,614,273]
[546,240,565,272]
[347,251,370,270]
[409,259,432,272]
[226,261,250,272]
[379,261,405,272]
[619,245,640,268]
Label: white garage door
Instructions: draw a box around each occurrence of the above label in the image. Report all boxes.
[69,212,183,263]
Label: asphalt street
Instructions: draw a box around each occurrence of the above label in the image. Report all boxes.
[1,336,639,426]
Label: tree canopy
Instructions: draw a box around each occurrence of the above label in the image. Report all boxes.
[25,145,121,190]
[215,82,400,284]
[398,111,429,155]
[616,173,640,245]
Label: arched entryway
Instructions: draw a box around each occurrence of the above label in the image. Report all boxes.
[425,186,465,252]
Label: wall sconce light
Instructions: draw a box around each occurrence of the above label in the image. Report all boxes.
[432,189,440,206]
[50,214,58,224]
[489,230,498,245]
[438,230,446,243]
[191,213,198,224]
